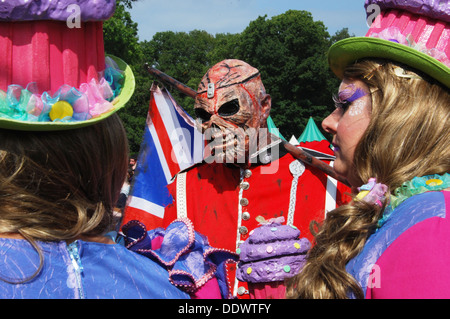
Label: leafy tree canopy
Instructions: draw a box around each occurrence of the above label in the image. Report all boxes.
[236,10,346,136]
[103,2,352,154]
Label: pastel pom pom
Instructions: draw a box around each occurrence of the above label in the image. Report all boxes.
[426,179,443,186]
[355,190,370,201]
[49,101,73,121]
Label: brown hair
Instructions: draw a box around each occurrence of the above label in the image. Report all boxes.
[0,114,129,242]
[286,59,450,299]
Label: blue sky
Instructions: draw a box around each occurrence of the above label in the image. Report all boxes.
[129,0,370,42]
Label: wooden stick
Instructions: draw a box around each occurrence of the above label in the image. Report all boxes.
[282,140,350,186]
[145,63,197,98]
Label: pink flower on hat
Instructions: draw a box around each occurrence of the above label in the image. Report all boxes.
[371,26,450,68]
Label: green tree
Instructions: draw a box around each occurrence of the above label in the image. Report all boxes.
[142,30,237,115]
[103,0,149,154]
[330,27,354,45]
[236,10,344,137]
[103,3,353,153]
[119,0,137,9]
[103,2,141,64]
[207,33,242,64]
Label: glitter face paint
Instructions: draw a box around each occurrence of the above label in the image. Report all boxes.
[349,99,366,116]
[322,79,372,187]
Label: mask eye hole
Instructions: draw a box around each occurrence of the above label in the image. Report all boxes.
[194,108,212,122]
[218,99,240,117]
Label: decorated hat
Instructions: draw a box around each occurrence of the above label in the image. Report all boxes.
[328,0,450,88]
[0,0,135,131]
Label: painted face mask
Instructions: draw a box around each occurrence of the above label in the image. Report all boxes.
[194,60,271,166]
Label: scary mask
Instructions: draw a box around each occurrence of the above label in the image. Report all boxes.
[194,60,271,166]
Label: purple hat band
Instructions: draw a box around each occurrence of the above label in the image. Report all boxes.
[365,0,450,23]
[0,0,116,22]
[328,0,450,89]
[364,0,450,69]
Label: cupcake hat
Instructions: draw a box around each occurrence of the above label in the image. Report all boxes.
[328,0,450,88]
[0,0,135,131]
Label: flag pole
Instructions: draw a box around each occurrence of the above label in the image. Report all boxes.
[144,64,350,187]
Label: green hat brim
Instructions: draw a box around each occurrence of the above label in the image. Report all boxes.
[328,37,450,88]
[0,54,135,131]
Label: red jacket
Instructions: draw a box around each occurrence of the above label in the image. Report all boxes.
[150,143,350,298]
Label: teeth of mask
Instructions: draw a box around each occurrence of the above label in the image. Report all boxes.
[225,133,235,143]
[212,131,223,140]
[211,132,236,146]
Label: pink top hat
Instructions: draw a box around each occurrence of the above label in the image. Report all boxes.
[0,0,135,131]
[328,0,450,88]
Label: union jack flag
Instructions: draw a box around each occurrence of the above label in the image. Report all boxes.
[122,84,204,227]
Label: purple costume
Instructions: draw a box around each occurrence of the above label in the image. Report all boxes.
[236,219,311,283]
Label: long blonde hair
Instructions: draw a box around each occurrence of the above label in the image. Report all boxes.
[286,59,450,299]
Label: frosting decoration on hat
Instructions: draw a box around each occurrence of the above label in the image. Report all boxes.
[0,0,116,21]
[0,57,124,123]
[0,0,135,131]
[328,0,450,88]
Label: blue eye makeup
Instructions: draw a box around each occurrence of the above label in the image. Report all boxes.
[333,84,368,111]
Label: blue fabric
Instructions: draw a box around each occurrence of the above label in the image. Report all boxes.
[122,219,239,298]
[0,238,190,299]
[346,191,447,298]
